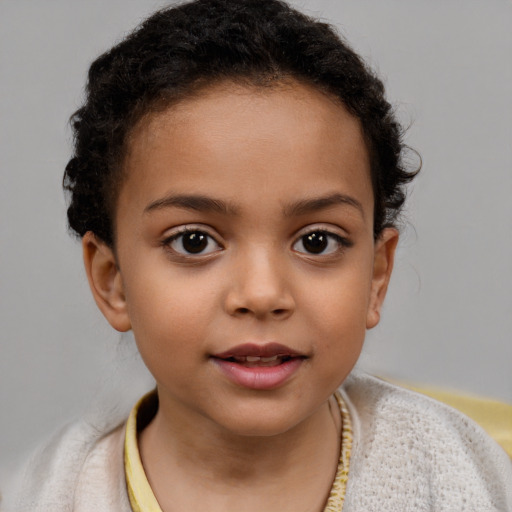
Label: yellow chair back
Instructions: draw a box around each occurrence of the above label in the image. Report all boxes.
[388,380,512,458]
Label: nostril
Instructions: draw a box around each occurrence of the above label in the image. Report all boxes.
[234,307,288,317]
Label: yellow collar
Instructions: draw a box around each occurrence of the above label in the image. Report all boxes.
[124,391,352,512]
[124,392,161,512]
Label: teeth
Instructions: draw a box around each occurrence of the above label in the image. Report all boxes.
[230,355,284,364]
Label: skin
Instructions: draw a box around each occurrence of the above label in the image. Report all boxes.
[83,80,398,511]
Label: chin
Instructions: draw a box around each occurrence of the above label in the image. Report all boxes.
[213,404,309,439]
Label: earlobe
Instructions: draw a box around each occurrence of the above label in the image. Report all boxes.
[82,231,131,332]
[366,228,399,329]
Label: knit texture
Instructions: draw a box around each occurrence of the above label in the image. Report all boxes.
[341,373,512,511]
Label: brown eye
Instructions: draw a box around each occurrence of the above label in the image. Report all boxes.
[302,232,328,254]
[182,232,207,253]
[167,230,221,256]
[293,230,348,256]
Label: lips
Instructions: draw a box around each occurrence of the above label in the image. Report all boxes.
[225,354,286,367]
[211,343,306,390]
[213,342,304,360]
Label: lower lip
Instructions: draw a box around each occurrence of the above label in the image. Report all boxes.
[212,358,303,390]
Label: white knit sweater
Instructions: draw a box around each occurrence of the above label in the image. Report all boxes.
[5,373,512,511]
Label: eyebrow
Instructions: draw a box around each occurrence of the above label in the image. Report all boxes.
[283,193,365,220]
[144,194,239,215]
[144,192,365,219]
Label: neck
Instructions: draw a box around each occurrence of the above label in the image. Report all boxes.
[139,391,342,512]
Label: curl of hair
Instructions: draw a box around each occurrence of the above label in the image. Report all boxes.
[63,0,419,246]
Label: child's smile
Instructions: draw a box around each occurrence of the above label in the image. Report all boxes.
[211,341,307,390]
[85,80,397,439]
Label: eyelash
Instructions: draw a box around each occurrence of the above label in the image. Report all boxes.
[161,226,352,260]
[292,229,352,257]
[161,227,223,259]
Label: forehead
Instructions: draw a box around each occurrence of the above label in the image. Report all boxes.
[119,80,373,223]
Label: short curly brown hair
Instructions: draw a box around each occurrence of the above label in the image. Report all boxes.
[63,0,418,247]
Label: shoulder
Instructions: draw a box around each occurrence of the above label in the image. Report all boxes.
[6,418,131,512]
[341,372,512,511]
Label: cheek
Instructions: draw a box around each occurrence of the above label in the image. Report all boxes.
[123,268,220,361]
[309,292,367,389]
[305,267,373,326]
[302,263,373,357]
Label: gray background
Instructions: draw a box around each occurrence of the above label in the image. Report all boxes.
[1,0,511,477]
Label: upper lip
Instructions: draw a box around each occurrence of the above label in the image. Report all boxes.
[212,343,305,359]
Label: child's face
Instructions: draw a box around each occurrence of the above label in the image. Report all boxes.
[84,81,397,437]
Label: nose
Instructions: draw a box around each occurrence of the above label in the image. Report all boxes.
[224,249,295,320]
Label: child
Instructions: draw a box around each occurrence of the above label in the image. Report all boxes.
[8,0,512,510]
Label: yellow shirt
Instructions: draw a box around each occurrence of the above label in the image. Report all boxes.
[124,391,353,512]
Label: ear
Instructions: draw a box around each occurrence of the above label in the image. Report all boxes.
[366,227,399,329]
[82,231,131,332]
